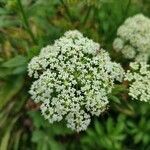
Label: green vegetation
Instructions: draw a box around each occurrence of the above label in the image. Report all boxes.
[0,0,150,149]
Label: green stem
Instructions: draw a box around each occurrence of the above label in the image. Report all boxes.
[123,0,131,20]
[17,0,37,44]
[60,0,73,23]
[115,105,135,116]
[82,6,92,25]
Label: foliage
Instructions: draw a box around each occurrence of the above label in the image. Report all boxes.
[82,115,126,150]
[0,0,150,150]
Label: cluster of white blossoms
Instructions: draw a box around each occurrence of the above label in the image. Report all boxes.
[28,30,124,132]
[125,62,150,102]
[113,14,150,62]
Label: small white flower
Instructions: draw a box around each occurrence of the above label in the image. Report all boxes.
[125,62,150,103]
[113,38,124,52]
[28,30,124,132]
[113,14,150,62]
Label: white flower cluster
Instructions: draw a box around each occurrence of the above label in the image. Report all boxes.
[113,14,150,62]
[125,62,150,102]
[28,30,124,132]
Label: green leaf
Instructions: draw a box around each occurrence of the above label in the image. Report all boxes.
[95,120,103,136]
[0,65,26,78]
[143,135,149,144]
[134,132,143,144]
[27,46,40,59]
[115,115,125,133]
[0,68,13,78]
[13,130,22,150]
[112,85,126,95]
[2,55,27,68]
[48,139,62,150]
[32,130,63,150]
[0,76,24,109]
[109,95,121,104]
[106,118,114,133]
[0,16,19,28]
[0,8,8,15]
[12,65,27,75]
[0,127,11,150]
[0,111,8,127]
[32,130,45,142]
[28,111,47,128]
[0,58,4,62]
[87,129,96,140]
[0,116,18,150]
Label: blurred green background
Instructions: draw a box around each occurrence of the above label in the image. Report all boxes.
[0,0,150,150]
